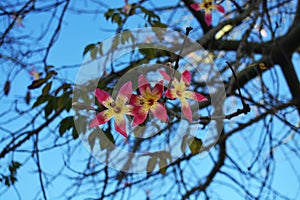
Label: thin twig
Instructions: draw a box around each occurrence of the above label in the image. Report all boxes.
[198,62,250,126]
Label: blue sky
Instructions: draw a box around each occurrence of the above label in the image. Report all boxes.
[1,0,300,199]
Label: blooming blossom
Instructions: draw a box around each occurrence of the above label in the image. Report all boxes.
[159,70,207,122]
[89,81,133,138]
[122,0,132,14]
[191,0,225,26]
[130,75,168,126]
[28,67,40,80]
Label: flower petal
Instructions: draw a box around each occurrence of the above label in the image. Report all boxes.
[152,80,164,99]
[123,105,134,115]
[165,88,177,99]
[94,89,114,108]
[130,94,141,107]
[190,3,203,11]
[204,13,212,26]
[150,103,168,122]
[114,114,128,137]
[216,4,225,13]
[181,70,191,84]
[183,91,207,102]
[132,107,148,126]
[159,70,171,81]
[138,75,151,95]
[89,110,113,128]
[118,81,133,100]
[181,99,193,122]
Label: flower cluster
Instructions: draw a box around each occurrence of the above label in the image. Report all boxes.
[89,70,207,138]
[191,0,225,26]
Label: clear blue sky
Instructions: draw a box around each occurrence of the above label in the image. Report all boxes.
[1,0,300,199]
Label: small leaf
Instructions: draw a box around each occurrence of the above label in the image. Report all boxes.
[28,72,54,90]
[159,158,167,175]
[32,95,50,108]
[104,9,115,20]
[72,127,79,139]
[9,176,17,185]
[4,176,10,186]
[181,135,188,154]
[44,98,55,118]
[57,92,71,111]
[4,80,10,96]
[83,44,95,56]
[88,130,98,150]
[188,137,203,155]
[99,131,115,150]
[65,98,72,112]
[59,116,74,136]
[9,161,21,174]
[97,42,104,56]
[146,156,157,173]
[42,82,52,96]
[74,115,88,135]
[25,91,31,104]
[90,47,98,60]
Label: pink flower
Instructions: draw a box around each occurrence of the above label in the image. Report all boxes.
[28,66,40,80]
[89,81,133,138]
[130,75,168,126]
[191,0,225,26]
[159,70,207,122]
[122,0,132,14]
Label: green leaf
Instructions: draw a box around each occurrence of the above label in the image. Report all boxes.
[28,79,47,90]
[181,135,188,154]
[121,30,135,44]
[9,176,17,185]
[42,82,52,96]
[139,48,157,59]
[25,90,31,105]
[104,9,115,20]
[90,47,98,60]
[188,137,203,155]
[72,127,79,139]
[44,97,55,118]
[57,91,71,111]
[65,97,72,112]
[74,115,88,135]
[111,13,122,26]
[99,131,115,150]
[4,176,10,186]
[112,36,120,49]
[146,156,157,173]
[32,95,50,108]
[83,44,96,56]
[59,116,74,136]
[97,42,104,56]
[3,80,10,96]
[88,130,98,150]
[159,158,167,175]
[9,161,21,175]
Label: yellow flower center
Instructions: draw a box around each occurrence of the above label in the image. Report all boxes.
[148,99,155,106]
[114,106,122,113]
[204,2,212,9]
[110,102,122,113]
[176,90,182,97]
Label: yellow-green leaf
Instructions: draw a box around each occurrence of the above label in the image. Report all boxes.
[188,137,203,155]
